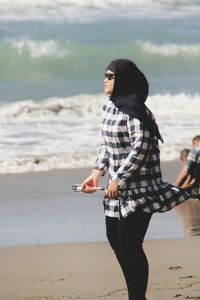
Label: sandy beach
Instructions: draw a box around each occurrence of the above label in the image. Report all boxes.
[0,239,199,300]
[1,2,200,298]
[0,160,200,299]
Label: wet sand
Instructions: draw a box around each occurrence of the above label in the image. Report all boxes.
[0,238,199,300]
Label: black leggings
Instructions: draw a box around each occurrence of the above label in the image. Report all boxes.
[105,209,152,300]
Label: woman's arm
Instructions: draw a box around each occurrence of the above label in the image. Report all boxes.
[94,143,109,176]
[81,143,109,193]
[112,117,151,188]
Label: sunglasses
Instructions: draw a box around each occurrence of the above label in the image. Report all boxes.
[104,73,116,80]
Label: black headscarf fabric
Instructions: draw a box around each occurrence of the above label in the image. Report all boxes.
[106,58,163,142]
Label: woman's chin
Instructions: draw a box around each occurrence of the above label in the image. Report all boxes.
[104,88,112,95]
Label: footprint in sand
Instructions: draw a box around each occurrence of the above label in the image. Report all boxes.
[169,266,182,270]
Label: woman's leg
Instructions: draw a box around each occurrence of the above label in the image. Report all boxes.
[105,210,152,300]
[119,209,152,300]
[105,216,125,272]
[105,216,137,297]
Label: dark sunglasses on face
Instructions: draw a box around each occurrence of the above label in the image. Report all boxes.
[104,73,116,80]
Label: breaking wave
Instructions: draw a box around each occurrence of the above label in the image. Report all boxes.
[0,92,199,173]
[5,38,70,58]
[137,41,200,56]
[0,0,200,22]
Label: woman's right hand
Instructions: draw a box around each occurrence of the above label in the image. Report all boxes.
[81,169,102,193]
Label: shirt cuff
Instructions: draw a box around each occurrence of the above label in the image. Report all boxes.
[112,173,126,188]
[93,165,108,176]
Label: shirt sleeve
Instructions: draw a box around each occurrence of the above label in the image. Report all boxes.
[94,143,109,175]
[112,116,151,187]
[183,149,196,170]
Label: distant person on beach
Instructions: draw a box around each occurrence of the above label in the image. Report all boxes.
[175,135,200,199]
[81,58,190,300]
[180,148,190,164]
[176,148,192,188]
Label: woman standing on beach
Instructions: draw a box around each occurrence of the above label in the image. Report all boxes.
[81,59,190,300]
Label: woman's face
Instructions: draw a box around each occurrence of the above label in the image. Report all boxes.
[104,69,115,95]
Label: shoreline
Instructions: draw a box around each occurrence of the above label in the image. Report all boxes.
[0,159,182,196]
[0,159,182,180]
[0,159,200,248]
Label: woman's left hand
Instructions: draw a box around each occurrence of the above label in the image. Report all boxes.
[106,180,119,199]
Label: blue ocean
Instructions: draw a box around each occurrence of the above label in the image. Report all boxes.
[0,0,200,173]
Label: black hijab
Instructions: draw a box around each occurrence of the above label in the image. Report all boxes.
[106,58,163,142]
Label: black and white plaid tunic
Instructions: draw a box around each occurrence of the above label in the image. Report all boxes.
[94,99,190,218]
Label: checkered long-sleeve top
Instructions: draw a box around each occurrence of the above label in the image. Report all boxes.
[94,99,189,218]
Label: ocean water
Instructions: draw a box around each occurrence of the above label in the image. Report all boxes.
[0,0,200,174]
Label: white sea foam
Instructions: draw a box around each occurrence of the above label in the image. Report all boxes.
[0,0,200,22]
[6,38,70,58]
[0,93,199,173]
[0,0,199,8]
[137,41,200,56]
[147,93,200,161]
